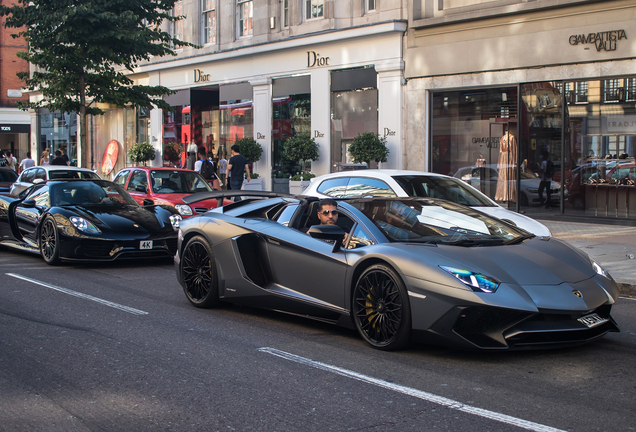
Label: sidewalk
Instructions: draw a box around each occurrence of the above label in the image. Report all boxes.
[538,219,636,295]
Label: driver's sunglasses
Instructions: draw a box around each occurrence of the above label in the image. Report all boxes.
[320,209,339,216]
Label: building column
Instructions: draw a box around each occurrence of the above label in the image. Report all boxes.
[310,68,330,175]
[251,77,272,190]
[376,60,404,169]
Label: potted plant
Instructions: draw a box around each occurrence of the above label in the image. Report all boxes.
[289,172,315,195]
[284,132,319,194]
[348,132,389,168]
[128,141,156,166]
[235,137,264,190]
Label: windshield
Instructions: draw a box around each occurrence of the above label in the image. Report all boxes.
[48,170,100,180]
[349,198,530,246]
[150,170,212,194]
[392,175,495,207]
[50,181,138,206]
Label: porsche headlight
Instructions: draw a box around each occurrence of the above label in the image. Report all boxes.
[69,216,101,234]
[591,259,611,279]
[174,204,193,216]
[169,214,182,230]
[440,266,500,293]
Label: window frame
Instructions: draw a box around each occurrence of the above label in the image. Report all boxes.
[366,0,377,13]
[237,0,253,38]
[172,0,184,46]
[305,0,324,21]
[201,0,217,45]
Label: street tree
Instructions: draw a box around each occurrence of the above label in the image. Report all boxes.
[0,0,195,168]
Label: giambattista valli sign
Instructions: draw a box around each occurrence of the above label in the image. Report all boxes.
[569,29,627,52]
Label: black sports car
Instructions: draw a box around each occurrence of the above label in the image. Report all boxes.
[0,179,182,264]
[174,191,620,351]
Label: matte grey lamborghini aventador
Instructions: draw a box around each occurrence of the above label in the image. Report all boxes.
[174,192,620,350]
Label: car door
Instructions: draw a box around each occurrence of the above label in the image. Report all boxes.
[15,185,50,242]
[125,170,150,205]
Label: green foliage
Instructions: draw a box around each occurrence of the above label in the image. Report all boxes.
[283,132,319,165]
[247,172,260,179]
[235,137,263,164]
[290,172,315,181]
[0,0,197,167]
[0,0,195,116]
[163,142,181,163]
[348,132,390,166]
[128,142,155,165]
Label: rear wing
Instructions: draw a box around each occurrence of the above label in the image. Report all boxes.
[181,190,293,205]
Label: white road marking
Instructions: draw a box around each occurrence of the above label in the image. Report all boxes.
[6,273,148,316]
[619,296,636,301]
[259,347,566,432]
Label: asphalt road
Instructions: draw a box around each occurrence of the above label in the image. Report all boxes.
[1,251,635,432]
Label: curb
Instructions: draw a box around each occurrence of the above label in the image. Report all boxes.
[616,280,636,296]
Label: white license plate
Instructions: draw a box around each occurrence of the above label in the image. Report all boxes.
[577,313,608,328]
[140,240,153,250]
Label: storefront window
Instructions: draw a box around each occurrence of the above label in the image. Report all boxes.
[330,68,378,172]
[431,87,519,208]
[220,99,253,156]
[163,106,187,168]
[563,77,636,219]
[38,111,78,164]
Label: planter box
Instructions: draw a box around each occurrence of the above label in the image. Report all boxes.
[289,180,310,195]
[242,178,263,191]
[272,178,290,194]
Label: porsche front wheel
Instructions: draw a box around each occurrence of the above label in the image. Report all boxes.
[40,217,61,265]
[181,236,219,308]
[352,264,411,350]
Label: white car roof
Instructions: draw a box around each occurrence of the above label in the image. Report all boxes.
[38,165,96,173]
[311,169,450,182]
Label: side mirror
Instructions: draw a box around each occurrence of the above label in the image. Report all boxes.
[135,185,147,193]
[143,198,154,206]
[33,178,44,185]
[22,199,36,208]
[307,224,346,252]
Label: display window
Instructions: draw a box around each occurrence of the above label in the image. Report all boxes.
[330,67,378,172]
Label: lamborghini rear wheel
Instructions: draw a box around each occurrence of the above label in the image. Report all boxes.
[181,235,219,308]
[40,216,61,265]
[352,264,411,350]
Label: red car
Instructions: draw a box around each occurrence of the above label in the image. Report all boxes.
[113,167,230,218]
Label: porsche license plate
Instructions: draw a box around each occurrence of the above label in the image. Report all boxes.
[577,313,608,328]
[140,240,153,250]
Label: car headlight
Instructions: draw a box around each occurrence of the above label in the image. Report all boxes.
[169,214,182,229]
[69,216,101,234]
[174,204,193,216]
[440,266,500,293]
[591,259,611,280]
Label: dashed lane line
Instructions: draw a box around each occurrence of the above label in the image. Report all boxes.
[259,347,566,432]
[6,273,148,316]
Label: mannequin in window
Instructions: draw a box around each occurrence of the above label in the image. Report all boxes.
[494,131,517,202]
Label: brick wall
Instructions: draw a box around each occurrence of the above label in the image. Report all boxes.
[0,0,30,108]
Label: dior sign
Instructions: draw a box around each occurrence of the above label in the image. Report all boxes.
[307,51,330,68]
[569,29,627,52]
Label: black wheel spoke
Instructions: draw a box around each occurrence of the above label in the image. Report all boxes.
[181,238,217,306]
[353,266,409,350]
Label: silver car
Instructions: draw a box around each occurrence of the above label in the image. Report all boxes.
[10,165,101,197]
[302,170,551,237]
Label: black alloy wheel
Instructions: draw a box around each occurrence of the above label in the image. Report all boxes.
[181,235,219,308]
[352,264,411,350]
[40,216,61,265]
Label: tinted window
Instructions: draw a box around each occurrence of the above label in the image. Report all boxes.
[392,175,495,207]
[114,170,130,187]
[21,169,36,183]
[31,188,51,207]
[35,168,46,180]
[345,178,395,198]
[316,178,349,197]
[128,171,148,191]
[346,224,374,249]
[48,170,100,180]
[0,169,18,182]
[150,170,212,193]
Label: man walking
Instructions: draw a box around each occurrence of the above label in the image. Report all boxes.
[538,150,553,209]
[218,155,227,189]
[226,144,250,201]
[19,152,35,173]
